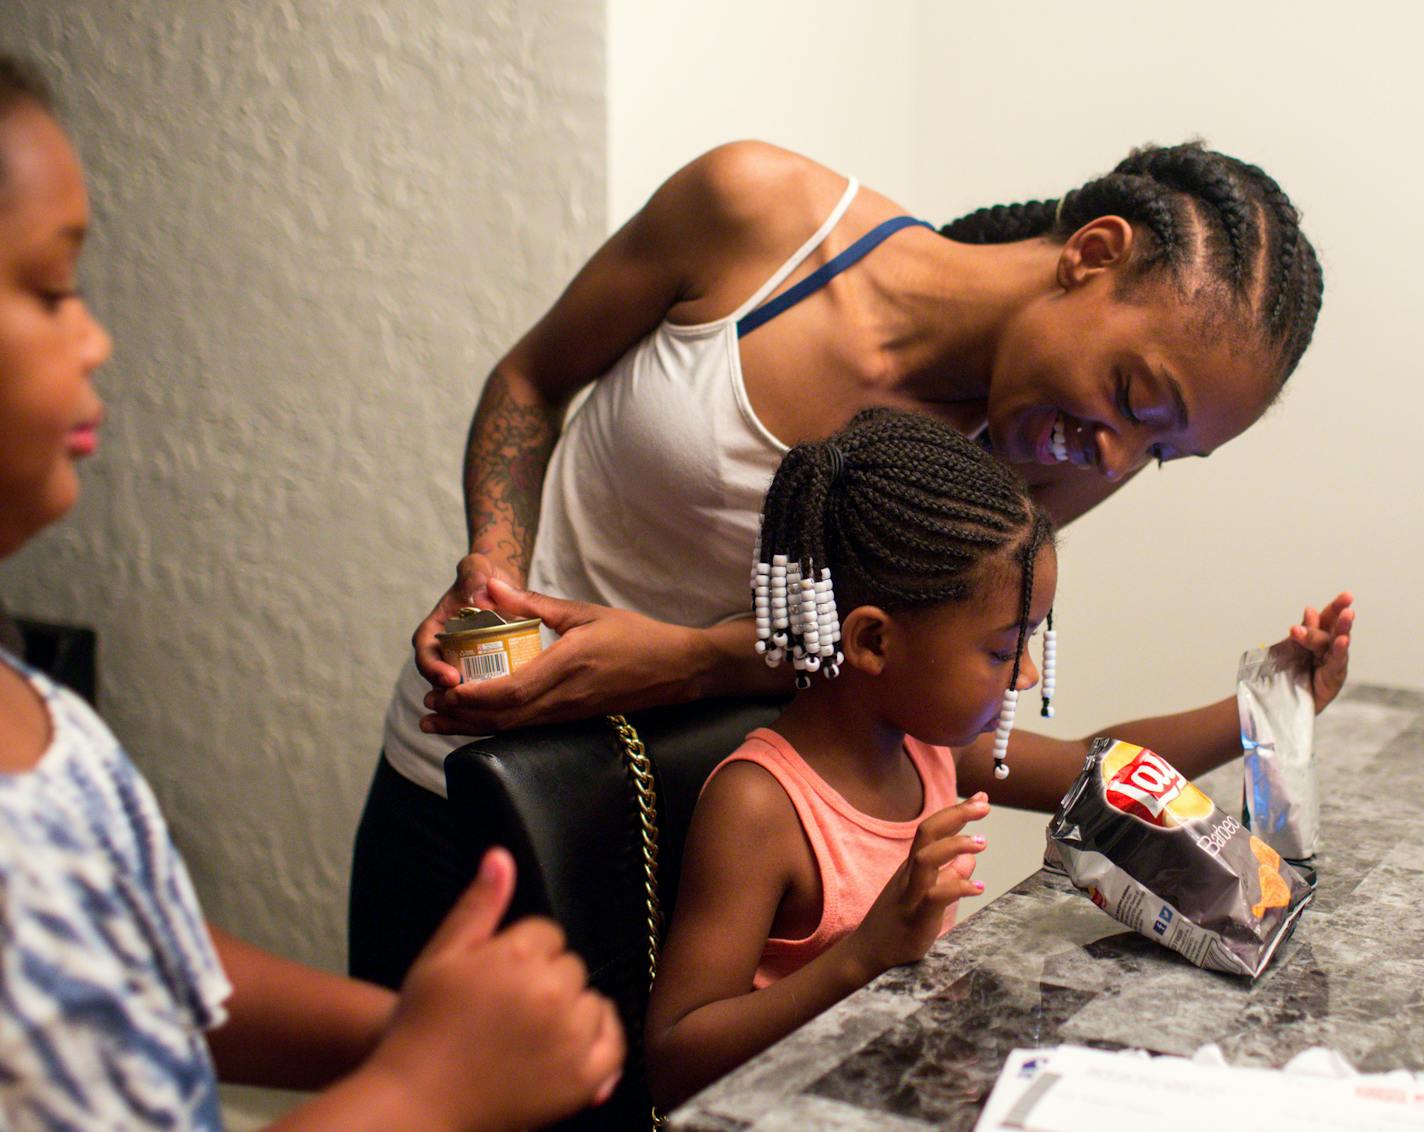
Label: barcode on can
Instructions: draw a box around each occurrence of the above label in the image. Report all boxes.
[460,652,510,682]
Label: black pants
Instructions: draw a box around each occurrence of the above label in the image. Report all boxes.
[348,753,477,989]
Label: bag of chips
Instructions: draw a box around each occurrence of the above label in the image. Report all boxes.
[1238,642,1318,861]
[1048,738,1312,978]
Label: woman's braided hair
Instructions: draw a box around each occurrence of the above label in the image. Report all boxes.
[941,141,1323,387]
[754,407,1054,690]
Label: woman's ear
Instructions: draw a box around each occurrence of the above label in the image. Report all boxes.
[841,606,891,676]
[1057,215,1134,290]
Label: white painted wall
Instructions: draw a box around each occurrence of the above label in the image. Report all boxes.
[608,1,1423,905]
[0,3,605,1123]
[608,0,920,226]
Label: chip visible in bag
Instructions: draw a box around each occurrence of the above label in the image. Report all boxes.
[1048,738,1312,978]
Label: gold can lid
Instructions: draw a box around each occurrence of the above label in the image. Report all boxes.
[437,607,542,638]
[442,606,510,634]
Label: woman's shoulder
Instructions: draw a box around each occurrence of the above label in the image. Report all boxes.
[653,141,856,258]
[680,141,836,205]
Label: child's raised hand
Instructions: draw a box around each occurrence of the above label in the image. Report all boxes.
[1283,591,1354,715]
[847,793,989,979]
[367,847,624,1132]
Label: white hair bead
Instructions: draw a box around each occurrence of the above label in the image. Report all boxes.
[991,688,1019,779]
[1040,621,1058,719]
[749,555,850,686]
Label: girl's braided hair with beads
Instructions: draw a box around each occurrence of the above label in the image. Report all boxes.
[941,141,1323,388]
[752,408,1056,766]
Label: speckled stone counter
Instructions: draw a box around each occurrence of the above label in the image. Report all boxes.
[670,686,1424,1132]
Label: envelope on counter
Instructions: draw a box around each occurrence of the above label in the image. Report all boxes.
[976,1045,1424,1131]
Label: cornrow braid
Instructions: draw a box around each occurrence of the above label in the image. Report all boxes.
[941,141,1324,387]
[750,408,1055,696]
[989,501,1056,778]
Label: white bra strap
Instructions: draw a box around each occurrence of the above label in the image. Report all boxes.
[730,176,861,322]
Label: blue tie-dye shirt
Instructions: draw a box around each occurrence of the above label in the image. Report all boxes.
[0,651,231,1131]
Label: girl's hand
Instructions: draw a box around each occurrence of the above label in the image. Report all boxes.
[412,553,521,692]
[420,578,705,734]
[362,848,624,1132]
[1283,591,1354,715]
[846,794,990,980]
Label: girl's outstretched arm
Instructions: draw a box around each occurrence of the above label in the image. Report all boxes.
[645,765,987,1110]
[957,593,1355,810]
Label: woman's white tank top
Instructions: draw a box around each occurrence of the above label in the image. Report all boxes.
[382,178,861,795]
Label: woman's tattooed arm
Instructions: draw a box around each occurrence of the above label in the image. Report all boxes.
[462,370,562,581]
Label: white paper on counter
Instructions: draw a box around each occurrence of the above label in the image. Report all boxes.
[975,1045,1424,1131]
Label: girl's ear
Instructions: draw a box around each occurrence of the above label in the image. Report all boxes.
[1057,215,1134,290]
[841,606,891,676]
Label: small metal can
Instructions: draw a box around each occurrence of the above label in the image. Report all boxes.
[436,607,543,684]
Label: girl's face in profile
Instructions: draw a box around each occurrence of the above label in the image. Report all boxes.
[0,102,109,557]
[881,542,1057,749]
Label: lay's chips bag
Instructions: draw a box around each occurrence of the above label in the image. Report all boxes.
[1048,738,1312,978]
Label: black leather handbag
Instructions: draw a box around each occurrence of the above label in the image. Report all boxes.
[444,696,782,1132]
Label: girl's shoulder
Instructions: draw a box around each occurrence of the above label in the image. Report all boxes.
[697,735,807,845]
[701,747,797,825]
[0,654,50,773]
[684,741,815,911]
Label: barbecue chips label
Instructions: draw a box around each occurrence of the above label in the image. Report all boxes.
[1048,738,1312,978]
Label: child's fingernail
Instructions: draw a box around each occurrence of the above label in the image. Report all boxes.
[971,835,987,847]
[973,881,985,892]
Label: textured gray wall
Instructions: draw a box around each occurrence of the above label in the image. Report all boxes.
[0,1,605,980]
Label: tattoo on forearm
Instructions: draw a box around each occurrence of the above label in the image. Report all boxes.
[464,370,561,577]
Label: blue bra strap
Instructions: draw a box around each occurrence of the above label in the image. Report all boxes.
[736,215,936,338]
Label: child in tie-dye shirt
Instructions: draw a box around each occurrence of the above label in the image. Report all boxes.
[0,54,622,1132]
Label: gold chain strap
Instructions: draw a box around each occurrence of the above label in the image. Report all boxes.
[607,714,668,1131]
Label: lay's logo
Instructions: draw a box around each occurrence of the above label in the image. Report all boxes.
[1105,749,1189,826]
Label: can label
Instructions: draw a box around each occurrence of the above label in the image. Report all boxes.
[436,612,543,684]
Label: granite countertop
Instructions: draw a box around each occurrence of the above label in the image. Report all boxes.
[671,686,1424,1132]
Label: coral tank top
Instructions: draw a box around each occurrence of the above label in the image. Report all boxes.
[706,727,961,989]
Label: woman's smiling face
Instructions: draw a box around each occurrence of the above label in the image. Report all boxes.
[986,223,1276,483]
[0,102,110,556]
